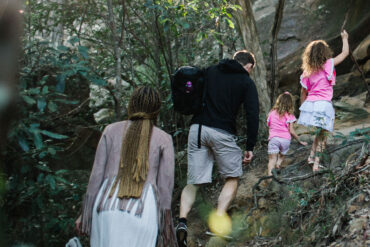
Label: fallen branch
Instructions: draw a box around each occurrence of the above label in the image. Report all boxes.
[50,97,90,121]
[239,141,368,232]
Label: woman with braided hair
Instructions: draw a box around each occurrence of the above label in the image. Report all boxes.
[75,86,178,246]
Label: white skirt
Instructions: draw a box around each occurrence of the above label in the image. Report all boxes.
[90,179,158,247]
[298,100,335,132]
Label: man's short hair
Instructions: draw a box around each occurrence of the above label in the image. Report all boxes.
[233,50,256,67]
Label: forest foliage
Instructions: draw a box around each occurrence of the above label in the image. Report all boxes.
[2,0,247,246]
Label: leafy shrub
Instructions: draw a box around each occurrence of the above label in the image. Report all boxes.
[3,38,104,246]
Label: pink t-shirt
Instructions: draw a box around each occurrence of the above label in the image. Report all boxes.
[300,58,336,102]
[267,110,296,140]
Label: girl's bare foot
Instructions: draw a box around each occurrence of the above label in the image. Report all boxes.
[312,163,319,172]
[307,153,315,164]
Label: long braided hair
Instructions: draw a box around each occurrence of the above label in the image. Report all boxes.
[109,86,161,199]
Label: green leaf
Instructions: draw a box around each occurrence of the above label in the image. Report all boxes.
[45,174,56,190]
[48,101,58,112]
[182,22,190,29]
[18,138,29,152]
[48,147,56,155]
[57,45,69,52]
[39,75,49,85]
[68,36,80,45]
[196,32,203,42]
[226,18,234,29]
[42,86,49,94]
[22,95,36,105]
[36,164,51,172]
[29,123,40,129]
[89,77,106,86]
[55,176,70,185]
[37,173,45,183]
[37,98,47,112]
[54,99,79,104]
[40,130,68,139]
[56,74,66,93]
[39,151,48,159]
[28,87,41,94]
[33,132,43,149]
[55,169,68,175]
[78,45,89,59]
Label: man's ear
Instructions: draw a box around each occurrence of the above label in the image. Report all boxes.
[244,63,253,73]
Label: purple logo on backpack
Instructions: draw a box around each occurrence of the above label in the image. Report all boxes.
[185,81,193,93]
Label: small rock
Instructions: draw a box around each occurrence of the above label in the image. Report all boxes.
[339,93,367,109]
[348,205,360,214]
[93,108,114,123]
[356,193,366,204]
[349,216,367,234]
[258,198,268,209]
[363,59,370,74]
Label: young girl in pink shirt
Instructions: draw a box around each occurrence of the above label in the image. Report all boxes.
[267,92,307,177]
[298,30,349,171]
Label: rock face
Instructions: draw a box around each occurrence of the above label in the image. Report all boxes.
[353,34,370,62]
[253,0,370,95]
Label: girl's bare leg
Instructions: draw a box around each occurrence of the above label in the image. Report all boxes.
[276,154,285,169]
[309,136,318,164]
[268,154,278,176]
[313,130,327,171]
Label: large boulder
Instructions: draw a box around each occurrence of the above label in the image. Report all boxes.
[353,34,370,62]
[253,0,370,94]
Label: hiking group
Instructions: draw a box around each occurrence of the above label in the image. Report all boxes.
[74,30,349,247]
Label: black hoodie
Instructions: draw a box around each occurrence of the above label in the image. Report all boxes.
[191,59,259,151]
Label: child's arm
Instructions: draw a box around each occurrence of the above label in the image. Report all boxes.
[300,87,307,105]
[333,30,349,66]
[289,123,307,146]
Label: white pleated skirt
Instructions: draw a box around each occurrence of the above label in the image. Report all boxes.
[298,100,335,132]
[90,179,158,247]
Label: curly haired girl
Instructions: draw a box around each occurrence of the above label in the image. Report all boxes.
[298,30,349,171]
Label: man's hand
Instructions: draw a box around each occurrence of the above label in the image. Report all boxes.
[243,151,253,164]
[75,215,82,235]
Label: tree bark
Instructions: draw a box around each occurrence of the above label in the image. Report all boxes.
[270,0,285,105]
[106,0,125,119]
[233,0,271,136]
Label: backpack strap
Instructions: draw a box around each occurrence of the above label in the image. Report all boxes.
[197,68,208,149]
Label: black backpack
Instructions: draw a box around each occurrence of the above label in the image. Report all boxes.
[171,66,208,148]
[171,66,206,115]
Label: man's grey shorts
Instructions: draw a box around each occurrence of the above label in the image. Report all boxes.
[187,124,243,184]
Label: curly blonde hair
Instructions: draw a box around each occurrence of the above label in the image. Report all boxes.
[272,93,294,116]
[301,40,333,75]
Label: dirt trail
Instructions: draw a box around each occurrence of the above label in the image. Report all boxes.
[185,102,370,247]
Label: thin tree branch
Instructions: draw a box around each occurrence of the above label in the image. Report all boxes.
[270,0,285,105]
[340,3,370,104]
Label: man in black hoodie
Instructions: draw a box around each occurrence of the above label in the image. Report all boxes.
[176,50,259,246]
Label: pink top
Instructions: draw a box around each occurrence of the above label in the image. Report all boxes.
[300,58,336,102]
[267,110,296,140]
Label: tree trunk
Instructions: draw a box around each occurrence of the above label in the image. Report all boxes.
[270,0,285,105]
[106,0,125,119]
[233,0,271,136]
